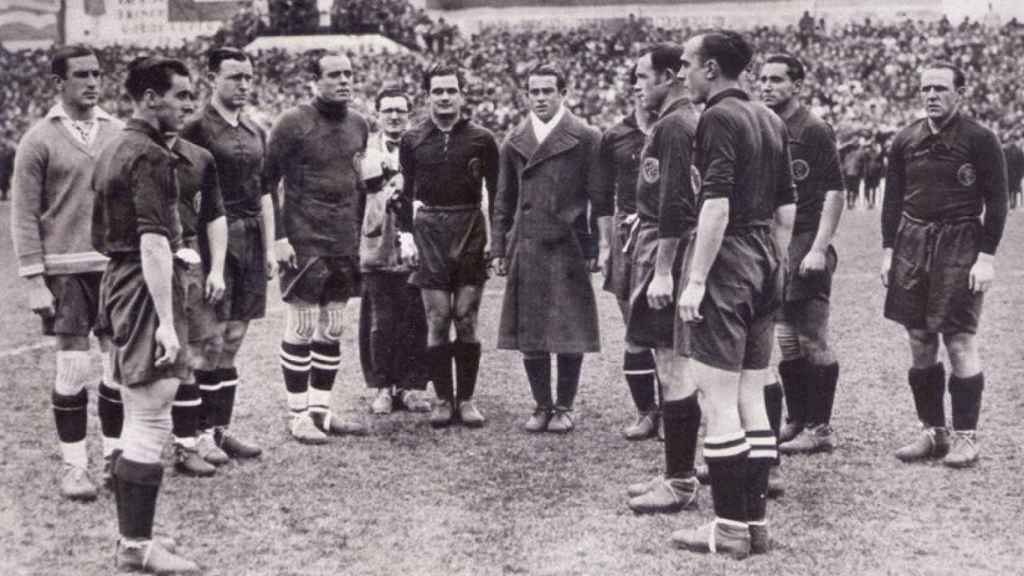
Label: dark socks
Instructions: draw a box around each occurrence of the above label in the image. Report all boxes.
[453,341,482,402]
[171,383,200,439]
[428,343,454,402]
[52,388,87,443]
[114,457,163,540]
[704,432,750,523]
[194,369,220,430]
[624,350,657,413]
[662,394,701,479]
[763,383,783,466]
[216,367,239,428]
[908,363,946,428]
[523,353,551,408]
[98,382,124,440]
[806,361,840,426]
[746,430,777,522]
[555,354,583,409]
[280,341,311,416]
[778,357,808,425]
[949,373,984,431]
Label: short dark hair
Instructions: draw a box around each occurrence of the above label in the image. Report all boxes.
[51,45,98,79]
[308,50,348,79]
[696,30,753,80]
[124,56,190,102]
[422,65,464,93]
[646,43,684,77]
[208,47,251,73]
[527,64,566,91]
[375,87,409,111]
[923,61,966,89]
[765,53,805,83]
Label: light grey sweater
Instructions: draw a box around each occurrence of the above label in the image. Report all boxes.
[11,105,123,277]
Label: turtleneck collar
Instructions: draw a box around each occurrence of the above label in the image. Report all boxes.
[313,96,348,121]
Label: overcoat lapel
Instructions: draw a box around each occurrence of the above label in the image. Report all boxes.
[523,113,580,171]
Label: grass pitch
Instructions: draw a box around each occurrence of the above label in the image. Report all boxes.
[1,205,1022,576]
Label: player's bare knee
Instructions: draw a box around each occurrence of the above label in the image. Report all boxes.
[943,333,979,374]
[453,313,477,342]
[799,334,834,365]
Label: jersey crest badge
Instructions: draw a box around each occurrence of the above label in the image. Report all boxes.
[641,157,660,184]
[957,163,977,187]
[791,159,810,182]
[468,157,482,180]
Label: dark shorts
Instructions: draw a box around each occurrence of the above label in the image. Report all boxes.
[410,205,488,291]
[42,272,104,337]
[602,210,635,302]
[219,216,267,322]
[626,224,682,349]
[674,228,784,372]
[280,254,359,305]
[182,261,221,345]
[884,215,983,334]
[784,231,837,304]
[100,258,190,387]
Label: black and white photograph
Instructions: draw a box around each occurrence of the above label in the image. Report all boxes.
[0,0,1022,573]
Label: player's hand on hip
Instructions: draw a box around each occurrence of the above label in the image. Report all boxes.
[153,323,180,368]
[969,253,995,293]
[647,273,674,310]
[799,248,827,277]
[205,270,226,303]
[880,249,893,287]
[27,276,55,318]
[677,280,705,323]
[274,238,296,269]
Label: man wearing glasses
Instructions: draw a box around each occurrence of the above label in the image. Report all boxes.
[358,87,431,415]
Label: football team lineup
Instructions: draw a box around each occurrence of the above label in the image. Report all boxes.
[2,22,1023,576]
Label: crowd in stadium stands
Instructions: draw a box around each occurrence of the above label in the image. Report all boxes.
[2,12,1024,202]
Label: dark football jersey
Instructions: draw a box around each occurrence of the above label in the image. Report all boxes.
[781,104,845,234]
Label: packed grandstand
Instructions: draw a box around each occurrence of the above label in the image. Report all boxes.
[1,0,1024,197]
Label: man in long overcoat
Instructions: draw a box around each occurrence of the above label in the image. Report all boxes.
[492,64,611,434]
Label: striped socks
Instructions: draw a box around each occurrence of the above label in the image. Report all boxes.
[623,350,657,412]
[703,431,750,525]
[280,341,312,417]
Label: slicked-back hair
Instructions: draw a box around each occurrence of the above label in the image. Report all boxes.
[375,87,410,111]
[208,47,251,73]
[308,50,348,79]
[124,56,190,102]
[422,64,465,93]
[765,53,805,83]
[51,45,98,79]
[646,43,684,77]
[923,61,966,89]
[697,30,753,80]
[527,64,566,91]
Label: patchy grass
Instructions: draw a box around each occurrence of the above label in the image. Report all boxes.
[1,205,1022,575]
